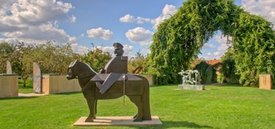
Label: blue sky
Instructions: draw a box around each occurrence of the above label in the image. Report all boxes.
[0,0,274,59]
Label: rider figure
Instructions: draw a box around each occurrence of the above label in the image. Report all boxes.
[100,42,127,73]
[97,42,128,94]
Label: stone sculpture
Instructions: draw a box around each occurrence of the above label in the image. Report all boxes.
[6,61,12,74]
[67,43,151,122]
[33,62,42,93]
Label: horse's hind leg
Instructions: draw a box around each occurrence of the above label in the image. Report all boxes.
[128,96,143,121]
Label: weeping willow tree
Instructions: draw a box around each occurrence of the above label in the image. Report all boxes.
[149,0,275,86]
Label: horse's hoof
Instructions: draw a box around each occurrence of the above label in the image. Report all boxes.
[85,117,94,122]
[133,114,137,119]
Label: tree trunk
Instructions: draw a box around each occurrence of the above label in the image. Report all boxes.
[22,76,28,87]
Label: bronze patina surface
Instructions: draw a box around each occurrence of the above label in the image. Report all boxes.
[66,43,151,122]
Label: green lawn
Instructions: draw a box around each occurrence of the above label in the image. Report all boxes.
[0,85,275,129]
[18,78,33,93]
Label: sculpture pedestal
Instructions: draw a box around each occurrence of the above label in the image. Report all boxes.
[178,84,204,90]
[73,116,162,126]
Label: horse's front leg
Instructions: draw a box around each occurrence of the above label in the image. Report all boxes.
[82,85,96,122]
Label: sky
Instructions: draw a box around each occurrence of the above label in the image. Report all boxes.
[0,0,274,59]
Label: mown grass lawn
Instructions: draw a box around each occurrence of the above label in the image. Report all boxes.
[18,79,33,93]
[0,85,275,129]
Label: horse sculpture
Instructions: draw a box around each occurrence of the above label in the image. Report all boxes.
[66,60,151,122]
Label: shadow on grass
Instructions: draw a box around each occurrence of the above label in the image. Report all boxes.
[210,83,260,89]
[150,84,178,88]
[205,83,239,86]
[51,92,82,95]
[132,121,213,129]
[0,96,38,100]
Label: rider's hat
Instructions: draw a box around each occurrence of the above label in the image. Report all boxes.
[113,42,123,49]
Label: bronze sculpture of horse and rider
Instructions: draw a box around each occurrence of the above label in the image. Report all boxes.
[66,43,151,122]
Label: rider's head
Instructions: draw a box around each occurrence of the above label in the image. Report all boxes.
[113,42,124,56]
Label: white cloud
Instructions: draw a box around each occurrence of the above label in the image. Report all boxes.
[123,45,134,56]
[0,0,16,17]
[153,4,177,29]
[86,27,113,40]
[199,33,232,59]
[96,44,133,57]
[3,23,72,43]
[0,0,76,45]
[70,15,76,23]
[120,14,135,23]
[203,43,215,49]
[119,4,177,29]
[136,17,153,24]
[96,46,113,55]
[0,0,73,26]
[213,51,221,56]
[162,4,177,16]
[120,14,154,24]
[125,27,153,46]
[70,43,89,54]
[241,0,275,28]
[214,35,232,51]
[0,22,24,32]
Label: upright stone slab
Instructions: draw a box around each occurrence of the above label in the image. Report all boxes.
[33,63,42,93]
[6,61,12,74]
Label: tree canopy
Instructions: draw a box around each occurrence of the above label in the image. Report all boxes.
[0,42,78,87]
[81,48,111,72]
[150,0,275,86]
[0,42,15,73]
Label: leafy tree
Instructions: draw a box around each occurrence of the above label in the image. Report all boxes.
[128,51,147,74]
[82,48,111,72]
[20,42,76,87]
[0,42,15,73]
[231,13,275,86]
[150,0,239,85]
[10,42,27,87]
[221,48,239,84]
[1,42,78,87]
[194,61,214,84]
[150,0,275,86]
[22,43,77,74]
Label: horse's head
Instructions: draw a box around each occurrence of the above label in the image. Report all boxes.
[66,60,97,80]
[66,60,79,80]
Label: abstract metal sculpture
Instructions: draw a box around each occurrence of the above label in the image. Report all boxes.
[178,70,201,85]
[178,70,204,90]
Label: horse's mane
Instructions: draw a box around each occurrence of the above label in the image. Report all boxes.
[83,62,98,74]
[76,61,98,75]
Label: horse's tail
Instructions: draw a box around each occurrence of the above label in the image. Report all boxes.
[139,76,152,120]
